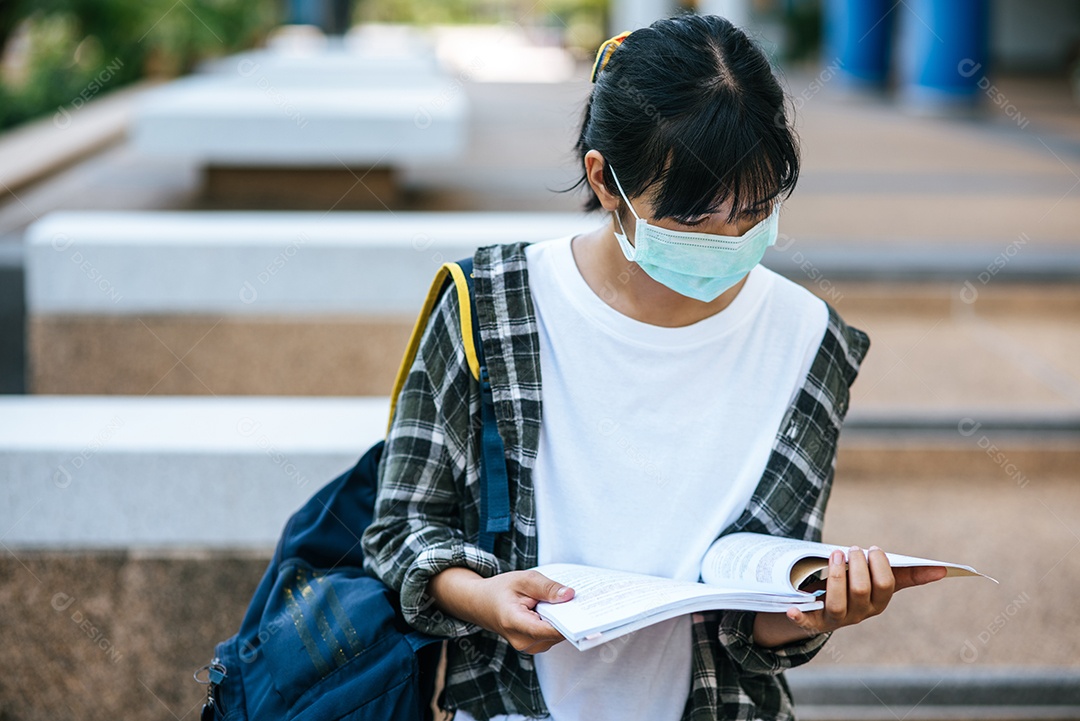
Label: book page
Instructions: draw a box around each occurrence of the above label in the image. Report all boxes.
[703,533,998,593]
[701,533,827,593]
[533,562,822,649]
[787,544,999,588]
[534,563,732,637]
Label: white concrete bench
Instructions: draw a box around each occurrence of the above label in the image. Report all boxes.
[27,211,1080,320]
[131,32,467,167]
[0,395,388,549]
[3,396,1074,549]
[24,210,593,315]
[130,73,467,166]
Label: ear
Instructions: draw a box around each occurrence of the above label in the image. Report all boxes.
[584,149,621,213]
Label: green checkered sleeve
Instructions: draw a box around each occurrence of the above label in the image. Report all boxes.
[361,282,511,638]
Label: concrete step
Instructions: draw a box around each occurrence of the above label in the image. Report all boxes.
[20,211,1080,402]
[787,667,1080,720]
[0,395,385,548]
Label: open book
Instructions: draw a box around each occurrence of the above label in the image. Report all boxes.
[534,532,996,651]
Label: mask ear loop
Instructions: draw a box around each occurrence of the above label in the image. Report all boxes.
[607,164,643,242]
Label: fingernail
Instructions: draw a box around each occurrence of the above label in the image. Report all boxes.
[850,545,860,554]
[831,550,843,564]
[869,545,881,552]
[556,586,568,597]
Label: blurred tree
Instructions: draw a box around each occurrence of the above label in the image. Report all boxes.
[0,0,24,59]
[355,0,486,25]
[0,0,281,130]
[543,0,607,54]
[355,0,608,40]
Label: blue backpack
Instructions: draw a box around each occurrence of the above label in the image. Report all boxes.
[197,257,511,721]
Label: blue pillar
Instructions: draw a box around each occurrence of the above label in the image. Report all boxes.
[898,0,990,112]
[823,0,894,89]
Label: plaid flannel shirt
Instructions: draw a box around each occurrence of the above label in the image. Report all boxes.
[361,241,871,720]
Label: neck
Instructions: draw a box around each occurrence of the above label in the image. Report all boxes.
[569,218,747,328]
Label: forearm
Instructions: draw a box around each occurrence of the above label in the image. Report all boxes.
[752,610,821,648]
[427,566,488,628]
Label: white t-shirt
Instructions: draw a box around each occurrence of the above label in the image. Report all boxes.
[455,234,828,721]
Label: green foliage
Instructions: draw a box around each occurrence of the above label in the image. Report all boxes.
[354,0,507,25]
[538,0,607,54]
[354,0,609,52]
[351,0,608,59]
[138,0,281,76]
[0,0,281,131]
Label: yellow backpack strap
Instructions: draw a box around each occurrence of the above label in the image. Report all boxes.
[387,261,481,435]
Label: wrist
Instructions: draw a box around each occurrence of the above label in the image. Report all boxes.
[427,566,488,628]
[752,611,821,648]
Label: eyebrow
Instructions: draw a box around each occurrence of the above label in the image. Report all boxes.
[741,207,771,220]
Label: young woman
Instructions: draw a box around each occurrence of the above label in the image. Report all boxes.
[362,13,946,721]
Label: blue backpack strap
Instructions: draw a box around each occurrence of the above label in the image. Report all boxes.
[455,257,511,554]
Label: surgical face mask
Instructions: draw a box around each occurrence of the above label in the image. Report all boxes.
[608,165,780,302]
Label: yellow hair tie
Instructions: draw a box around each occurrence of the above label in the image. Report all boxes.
[590,30,632,83]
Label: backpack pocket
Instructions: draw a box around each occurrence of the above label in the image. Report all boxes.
[259,561,410,713]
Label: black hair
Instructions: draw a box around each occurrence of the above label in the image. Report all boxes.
[564,12,799,225]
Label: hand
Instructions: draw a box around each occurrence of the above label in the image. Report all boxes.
[428,568,575,654]
[786,545,948,635]
[475,570,575,653]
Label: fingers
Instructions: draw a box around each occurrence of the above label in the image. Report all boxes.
[844,545,895,621]
[867,545,896,610]
[508,606,566,653]
[823,549,847,624]
[518,636,564,654]
[516,604,566,639]
[792,546,877,633]
[847,545,872,617]
[791,545,937,637]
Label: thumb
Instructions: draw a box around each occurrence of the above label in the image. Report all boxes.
[895,565,948,591]
[521,571,575,603]
[912,566,949,585]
